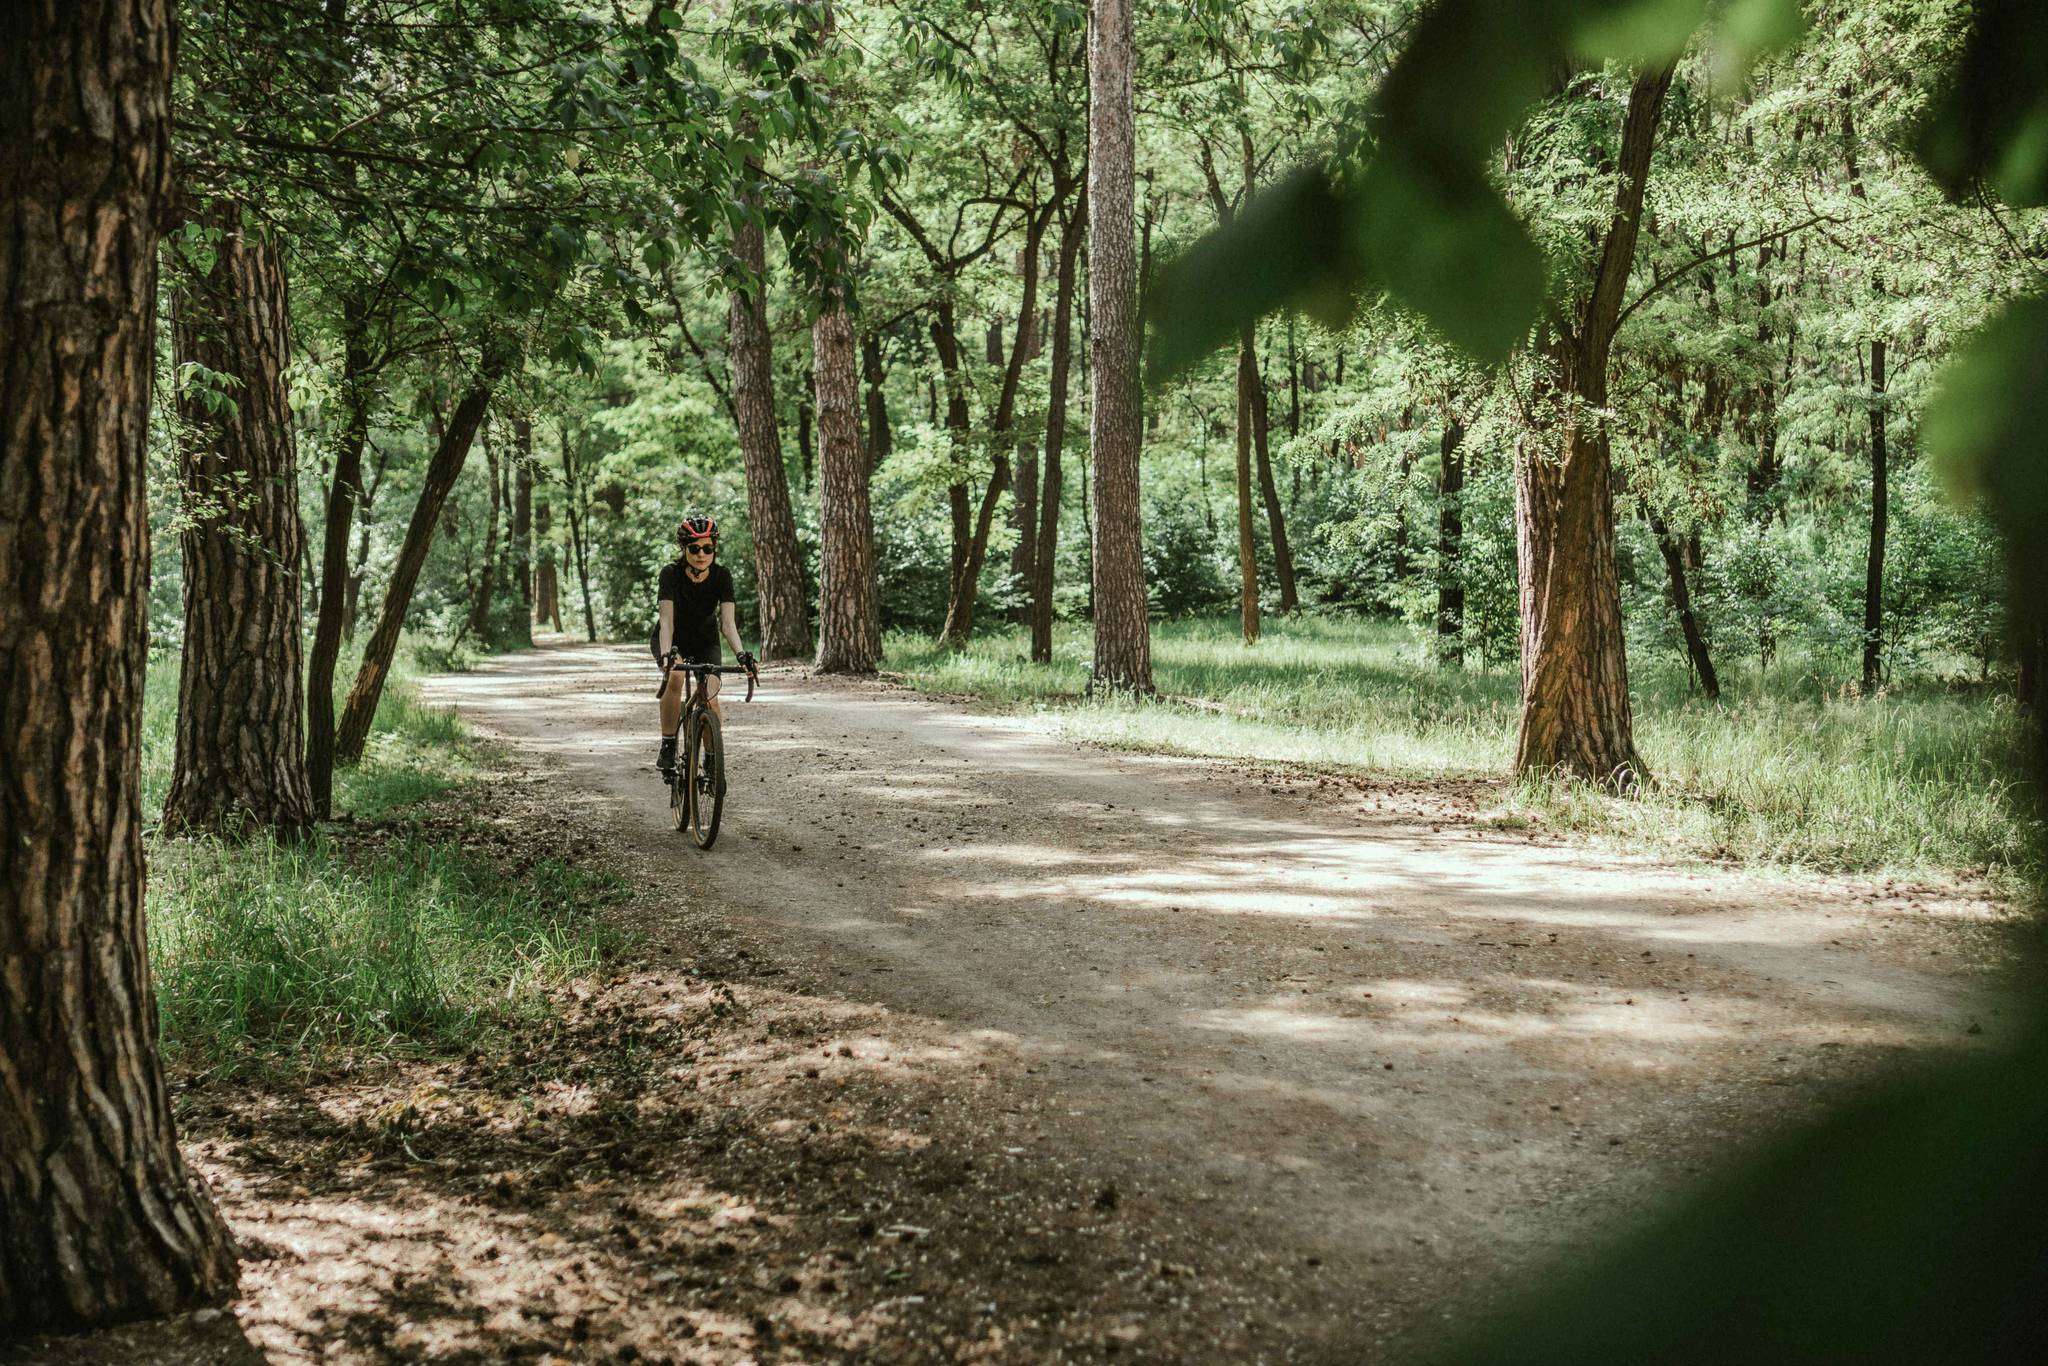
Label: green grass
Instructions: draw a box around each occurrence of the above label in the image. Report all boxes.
[142,637,618,1072]
[886,616,2039,889]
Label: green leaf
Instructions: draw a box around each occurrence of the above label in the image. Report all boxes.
[1569,0,1708,66]
[1143,166,1361,386]
[1926,295,2048,561]
[1916,0,2048,207]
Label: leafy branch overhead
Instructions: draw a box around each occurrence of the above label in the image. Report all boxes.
[1145,0,1809,381]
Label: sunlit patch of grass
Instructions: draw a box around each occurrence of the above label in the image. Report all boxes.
[149,831,621,1070]
[887,617,2038,887]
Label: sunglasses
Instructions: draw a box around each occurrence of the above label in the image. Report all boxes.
[684,542,715,555]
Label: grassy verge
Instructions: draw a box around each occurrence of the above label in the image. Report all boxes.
[886,616,2039,891]
[143,642,622,1073]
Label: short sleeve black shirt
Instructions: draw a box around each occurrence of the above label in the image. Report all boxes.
[656,560,735,664]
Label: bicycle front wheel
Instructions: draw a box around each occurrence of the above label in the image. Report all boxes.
[688,710,724,849]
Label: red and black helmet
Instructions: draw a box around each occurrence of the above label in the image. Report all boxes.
[676,513,717,549]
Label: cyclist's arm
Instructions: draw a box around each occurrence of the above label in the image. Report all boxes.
[717,600,746,661]
[657,599,676,664]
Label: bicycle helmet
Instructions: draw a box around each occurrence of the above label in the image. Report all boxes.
[676,513,718,549]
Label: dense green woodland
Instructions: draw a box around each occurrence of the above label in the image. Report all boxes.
[8,0,2048,1344]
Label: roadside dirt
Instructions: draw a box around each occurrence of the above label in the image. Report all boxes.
[10,641,2025,1366]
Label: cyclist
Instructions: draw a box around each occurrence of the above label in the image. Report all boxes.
[653,513,755,775]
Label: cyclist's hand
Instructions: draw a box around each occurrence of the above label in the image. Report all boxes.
[737,650,758,673]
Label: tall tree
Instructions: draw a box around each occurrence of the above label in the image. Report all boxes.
[335,377,495,764]
[1863,337,1888,692]
[463,420,503,643]
[308,300,374,816]
[512,415,534,644]
[814,290,882,672]
[729,203,813,660]
[0,0,240,1328]
[1234,332,1263,643]
[1031,191,1086,664]
[1087,0,1153,693]
[1512,65,1674,788]
[161,208,317,835]
[1437,414,1466,667]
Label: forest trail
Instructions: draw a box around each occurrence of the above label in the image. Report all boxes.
[418,639,2016,1359]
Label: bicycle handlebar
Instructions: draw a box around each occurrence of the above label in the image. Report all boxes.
[656,657,757,703]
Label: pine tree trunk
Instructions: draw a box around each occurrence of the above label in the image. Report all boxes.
[1031,195,1085,665]
[561,425,598,643]
[1086,0,1153,693]
[1437,417,1466,668]
[814,291,881,673]
[307,303,371,818]
[512,417,533,644]
[729,213,812,660]
[1235,332,1262,644]
[1863,338,1887,693]
[335,382,493,765]
[1,0,241,1328]
[162,209,316,836]
[1512,64,1672,789]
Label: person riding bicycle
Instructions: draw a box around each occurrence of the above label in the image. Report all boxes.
[653,513,755,775]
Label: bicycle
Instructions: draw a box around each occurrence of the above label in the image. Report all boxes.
[656,655,755,849]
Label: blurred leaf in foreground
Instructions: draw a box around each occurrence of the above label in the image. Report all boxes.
[1427,1014,2048,1365]
[1917,0,2048,208]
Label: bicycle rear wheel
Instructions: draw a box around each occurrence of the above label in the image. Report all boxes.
[688,710,724,849]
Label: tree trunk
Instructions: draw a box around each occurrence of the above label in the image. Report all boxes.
[161,209,316,836]
[0,0,241,1329]
[939,207,1050,648]
[561,425,598,643]
[1644,499,1721,701]
[1437,417,1466,668]
[335,382,493,765]
[862,331,892,469]
[464,422,501,643]
[1086,0,1152,693]
[796,398,814,492]
[1863,338,1887,693]
[341,440,388,643]
[814,290,881,673]
[1512,64,1672,789]
[1249,333,1298,613]
[729,214,812,660]
[307,302,372,818]
[1235,332,1262,644]
[534,487,562,633]
[1031,194,1085,665]
[1011,441,1038,625]
[512,417,533,644]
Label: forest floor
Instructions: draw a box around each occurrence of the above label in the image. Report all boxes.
[11,640,2031,1366]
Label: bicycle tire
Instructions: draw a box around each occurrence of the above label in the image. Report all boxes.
[670,715,690,832]
[689,709,724,849]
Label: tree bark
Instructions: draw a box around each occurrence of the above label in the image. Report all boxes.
[1437,417,1466,668]
[1512,64,1672,789]
[1863,338,1887,692]
[307,301,372,817]
[335,381,493,765]
[1,0,241,1329]
[1031,194,1085,665]
[729,213,812,660]
[1235,333,1262,644]
[1010,441,1038,624]
[512,416,533,643]
[162,209,316,836]
[814,291,881,672]
[1086,0,1152,693]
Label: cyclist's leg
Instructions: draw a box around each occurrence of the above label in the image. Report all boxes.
[704,671,723,723]
[658,659,683,770]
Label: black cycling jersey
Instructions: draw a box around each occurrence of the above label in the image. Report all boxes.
[653,559,734,664]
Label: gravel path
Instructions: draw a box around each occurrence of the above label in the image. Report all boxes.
[408,640,2017,1359]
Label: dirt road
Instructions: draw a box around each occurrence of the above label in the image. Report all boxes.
[402,640,2016,1359]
